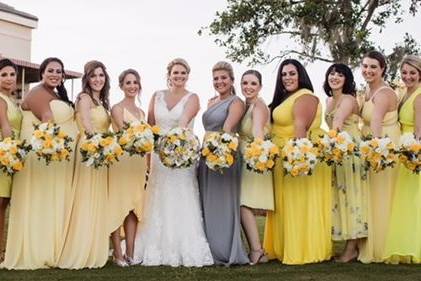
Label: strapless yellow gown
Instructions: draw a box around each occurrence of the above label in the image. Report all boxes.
[2,100,77,269]
[58,106,110,269]
[326,110,369,241]
[0,92,22,198]
[383,86,421,264]
[263,89,332,264]
[108,109,147,233]
[358,96,400,263]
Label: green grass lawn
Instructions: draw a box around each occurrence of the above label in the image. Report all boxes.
[1,217,420,281]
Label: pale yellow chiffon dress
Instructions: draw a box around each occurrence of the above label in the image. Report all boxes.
[358,89,400,263]
[0,92,22,198]
[2,100,77,269]
[108,108,147,234]
[58,106,110,269]
[263,89,332,264]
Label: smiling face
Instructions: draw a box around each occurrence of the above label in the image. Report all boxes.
[361,57,384,83]
[121,73,140,98]
[0,66,17,93]
[327,70,346,93]
[241,74,261,100]
[281,64,299,93]
[213,70,233,95]
[401,63,420,89]
[42,61,64,88]
[168,64,188,88]
[88,67,106,94]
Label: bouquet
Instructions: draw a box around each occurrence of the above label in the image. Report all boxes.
[398,133,421,174]
[202,132,239,173]
[316,129,357,166]
[118,120,160,156]
[358,136,398,173]
[30,122,73,165]
[243,138,279,173]
[282,137,319,177]
[0,137,31,175]
[157,127,200,168]
[80,132,124,168]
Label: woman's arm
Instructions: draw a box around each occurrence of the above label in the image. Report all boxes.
[21,87,54,122]
[332,96,356,131]
[414,94,421,139]
[293,95,319,138]
[371,89,397,137]
[147,92,157,126]
[179,94,200,128]
[0,99,12,138]
[76,94,94,134]
[251,101,269,139]
[223,98,245,133]
[111,105,124,132]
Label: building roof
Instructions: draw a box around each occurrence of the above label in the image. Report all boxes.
[0,55,82,84]
[0,2,38,21]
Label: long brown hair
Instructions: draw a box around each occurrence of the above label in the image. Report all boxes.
[80,60,110,110]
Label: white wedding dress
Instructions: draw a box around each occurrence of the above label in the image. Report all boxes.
[132,90,213,267]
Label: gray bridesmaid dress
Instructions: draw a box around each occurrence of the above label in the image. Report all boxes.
[198,95,249,266]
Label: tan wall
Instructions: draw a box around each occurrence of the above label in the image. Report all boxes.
[0,19,32,60]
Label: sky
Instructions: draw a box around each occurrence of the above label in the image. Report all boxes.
[3,0,421,133]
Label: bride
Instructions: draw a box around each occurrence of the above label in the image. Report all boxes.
[132,58,213,267]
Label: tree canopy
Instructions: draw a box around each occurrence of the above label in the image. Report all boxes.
[200,0,421,79]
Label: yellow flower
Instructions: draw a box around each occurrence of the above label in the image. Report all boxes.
[328,129,337,138]
[12,161,23,171]
[151,126,160,134]
[202,147,210,156]
[228,141,238,151]
[143,142,153,152]
[34,130,44,138]
[266,159,275,168]
[100,137,113,147]
[256,161,265,171]
[226,154,234,166]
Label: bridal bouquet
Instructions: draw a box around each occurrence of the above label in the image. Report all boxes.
[282,137,319,177]
[243,137,279,173]
[357,136,398,173]
[202,132,239,173]
[0,137,31,175]
[157,127,200,168]
[398,133,421,174]
[80,132,124,168]
[316,129,357,166]
[118,121,160,156]
[30,122,73,165]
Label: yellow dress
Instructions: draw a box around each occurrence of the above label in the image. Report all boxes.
[358,92,400,263]
[383,86,421,264]
[326,110,369,241]
[2,100,77,269]
[239,100,274,210]
[58,106,110,269]
[0,92,22,198]
[108,108,147,233]
[263,89,332,264]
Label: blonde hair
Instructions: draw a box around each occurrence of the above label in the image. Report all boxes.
[401,55,421,76]
[118,68,141,89]
[212,61,236,95]
[167,58,190,76]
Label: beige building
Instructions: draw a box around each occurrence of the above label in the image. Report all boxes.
[0,2,81,97]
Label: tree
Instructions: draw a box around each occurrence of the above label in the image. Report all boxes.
[200,0,421,79]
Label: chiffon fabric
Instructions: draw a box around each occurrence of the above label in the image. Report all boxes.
[383,86,421,264]
[263,89,332,265]
[2,100,77,269]
[239,99,274,210]
[358,87,400,263]
[0,92,22,198]
[58,106,110,269]
[198,95,249,266]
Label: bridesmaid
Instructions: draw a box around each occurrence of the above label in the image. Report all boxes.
[198,61,249,266]
[0,59,22,261]
[238,70,273,264]
[108,69,147,266]
[263,59,332,265]
[58,60,111,269]
[383,55,421,264]
[323,63,369,262]
[2,57,77,269]
[358,50,400,263]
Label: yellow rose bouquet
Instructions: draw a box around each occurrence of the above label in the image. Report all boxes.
[118,120,160,156]
[0,137,31,175]
[157,127,200,168]
[202,132,239,173]
[316,129,357,166]
[80,132,124,168]
[358,136,398,173]
[282,137,319,177]
[398,133,421,174]
[243,137,279,173]
[30,122,73,165]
